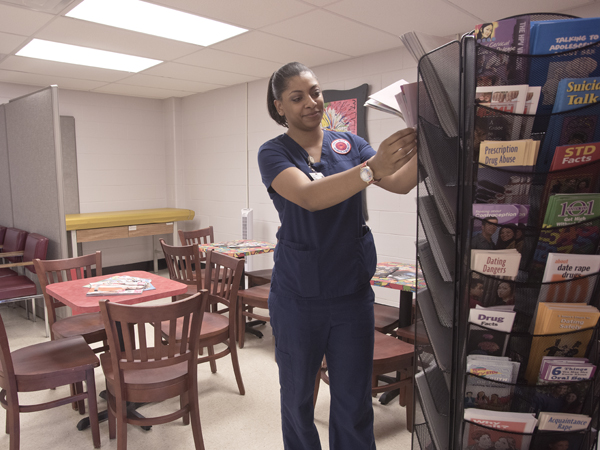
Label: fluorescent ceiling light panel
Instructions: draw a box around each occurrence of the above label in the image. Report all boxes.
[16,39,162,72]
[66,0,248,46]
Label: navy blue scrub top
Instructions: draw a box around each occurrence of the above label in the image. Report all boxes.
[258,130,377,300]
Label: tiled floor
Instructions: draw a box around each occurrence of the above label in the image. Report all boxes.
[0,287,413,450]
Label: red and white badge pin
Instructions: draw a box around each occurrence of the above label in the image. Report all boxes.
[331,138,351,154]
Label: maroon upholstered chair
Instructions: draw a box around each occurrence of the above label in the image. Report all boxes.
[0,233,49,278]
[0,233,49,323]
[0,226,7,249]
[0,228,28,265]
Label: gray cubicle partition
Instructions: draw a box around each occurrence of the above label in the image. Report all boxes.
[60,115,80,216]
[4,86,68,261]
[0,104,13,228]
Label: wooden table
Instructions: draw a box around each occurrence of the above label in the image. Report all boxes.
[198,239,276,259]
[46,270,188,314]
[371,262,425,328]
[45,270,188,431]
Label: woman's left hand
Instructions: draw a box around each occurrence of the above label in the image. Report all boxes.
[368,128,417,180]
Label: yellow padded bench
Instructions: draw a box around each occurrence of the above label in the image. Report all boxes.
[66,208,195,271]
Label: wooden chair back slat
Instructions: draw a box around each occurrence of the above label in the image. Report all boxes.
[178,227,214,263]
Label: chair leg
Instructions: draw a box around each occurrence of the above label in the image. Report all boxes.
[86,369,101,449]
[107,389,116,440]
[313,369,321,408]
[207,346,217,373]
[6,390,20,450]
[188,385,205,450]
[229,339,245,395]
[74,382,86,414]
[237,301,245,349]
[116,398,128,450]
[70,383,81,411]
[181,392,190,425]
[404,377,414,433]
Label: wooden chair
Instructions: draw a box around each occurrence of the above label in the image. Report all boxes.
[245,268,272,287]
[373,303,400,334]
[160,241,246,395]
[33,252,108,354]
[313,330,415,432]
[237,283,270,348]
[178,227,214,283]
[99,291,208,450]
[0,312,101,450]
[160,239,202,301]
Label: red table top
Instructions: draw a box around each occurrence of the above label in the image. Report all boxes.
[198,239,276,258]
[45,270,188,314]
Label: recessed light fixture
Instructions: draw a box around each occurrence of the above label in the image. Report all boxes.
[16,39,163,72]
[66,0,248,46]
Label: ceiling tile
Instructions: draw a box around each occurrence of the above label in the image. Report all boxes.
[91,82,195,99]
[149,0,316,29]
[302,0,342,6]
[117,73,223,92]
[0,3,54,35]
[36,16,201,60]
[326,0,480,36]
[0,55,133,81]
[0,31,27,54]
[142,62,259,85]
[0,68,107,90]
[212,31,350,67]
[175,48,281,78]
[0,0,76,14]
[259,9,402,57]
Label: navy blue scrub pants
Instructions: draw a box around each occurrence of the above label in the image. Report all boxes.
[269,285,376,450]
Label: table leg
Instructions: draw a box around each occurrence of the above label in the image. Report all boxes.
[380,289,413,405]
[71,230,78,258]
[399,290,413,328]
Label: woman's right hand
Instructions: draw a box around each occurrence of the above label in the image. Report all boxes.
[368,128,417,181]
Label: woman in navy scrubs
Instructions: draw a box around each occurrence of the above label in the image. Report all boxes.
[258,62,418,450]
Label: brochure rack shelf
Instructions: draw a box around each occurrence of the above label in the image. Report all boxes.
[411,12,600,450]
